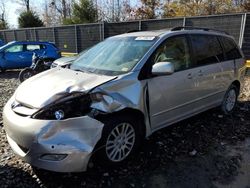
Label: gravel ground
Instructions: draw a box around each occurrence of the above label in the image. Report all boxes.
[1,70,250,188]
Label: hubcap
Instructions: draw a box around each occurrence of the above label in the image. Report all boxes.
[225,89,236,112]
[23,72,32,80]
[106,123,135,162]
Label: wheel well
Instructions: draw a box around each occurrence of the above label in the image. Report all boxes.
[98,108,146,138]
[231,80,240,94]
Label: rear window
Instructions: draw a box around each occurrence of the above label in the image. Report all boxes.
[26,44,41,51]
[190,34,224,66]
[220,37,242,60]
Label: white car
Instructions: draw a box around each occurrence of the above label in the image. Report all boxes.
[3,27,246,172]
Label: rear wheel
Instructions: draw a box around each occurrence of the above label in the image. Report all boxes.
[95,114,143,166]
[221,85,239,114]
[19,68,35,82]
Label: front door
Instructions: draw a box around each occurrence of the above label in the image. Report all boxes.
[147,35,199,130]
[3,44,27,69]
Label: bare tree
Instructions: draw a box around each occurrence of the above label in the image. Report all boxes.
[50,0,72,19]
[97,0,133,22]
[13,0,30,11]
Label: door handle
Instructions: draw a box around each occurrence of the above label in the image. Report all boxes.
[198,70,203,76]
[187,73,192,79]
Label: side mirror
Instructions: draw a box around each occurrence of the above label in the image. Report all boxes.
[152,62,174,76]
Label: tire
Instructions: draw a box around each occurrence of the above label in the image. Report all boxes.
[19,68,35,82]
[95,114,143,166]
[221,85,239,115]
[0,67,5,73]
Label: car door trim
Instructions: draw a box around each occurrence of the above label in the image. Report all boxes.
[152,89,225,117]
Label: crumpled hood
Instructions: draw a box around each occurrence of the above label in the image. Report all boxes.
[15,68,116,109]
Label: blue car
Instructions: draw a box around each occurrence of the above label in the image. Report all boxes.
[0,41,61,72]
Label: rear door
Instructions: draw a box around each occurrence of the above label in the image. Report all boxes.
[147,35,200,130]
[22,44,46,66]
[189,34,225,108]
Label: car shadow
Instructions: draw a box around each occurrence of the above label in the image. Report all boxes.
[0,164,41,188]
[0,70,20,79]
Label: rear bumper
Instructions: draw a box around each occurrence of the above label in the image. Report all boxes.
[3,97,104,172]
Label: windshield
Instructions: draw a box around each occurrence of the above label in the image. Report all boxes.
[71,36,157,76]
[0,41,15,51]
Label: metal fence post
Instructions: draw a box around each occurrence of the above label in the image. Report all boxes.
[99,22,102,41]
[34,28,37,41]
[3,31,6,42]
[75,25,78,53]
[13,30,16,41]
[52,27,56,43]
[102,21,105,40]
[138,20,142,30]
[183,17,186,27]
[25,30,28,41]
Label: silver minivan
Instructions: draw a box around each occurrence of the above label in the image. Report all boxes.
[3,27,246,172]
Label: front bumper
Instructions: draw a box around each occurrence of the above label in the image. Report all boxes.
[3,97,104,172]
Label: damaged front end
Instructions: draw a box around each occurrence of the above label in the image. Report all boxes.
[3,67,150,172]
[3,92,107,172]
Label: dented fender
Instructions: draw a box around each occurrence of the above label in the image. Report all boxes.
[37,116,104,153]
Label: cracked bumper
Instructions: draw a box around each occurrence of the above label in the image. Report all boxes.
[3,97,104,172]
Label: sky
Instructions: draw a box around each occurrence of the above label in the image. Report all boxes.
[6,0,138,28]
[6,0,43,28]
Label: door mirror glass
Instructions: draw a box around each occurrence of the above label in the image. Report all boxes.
[152,62,174,76]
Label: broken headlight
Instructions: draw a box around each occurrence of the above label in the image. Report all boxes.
[32,94,92,120]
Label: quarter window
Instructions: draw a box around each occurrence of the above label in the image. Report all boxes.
[221,37,242,60]
[190,34,224,66]
[153,36,191,72]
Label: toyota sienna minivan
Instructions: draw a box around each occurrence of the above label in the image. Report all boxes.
[3,27,246,172]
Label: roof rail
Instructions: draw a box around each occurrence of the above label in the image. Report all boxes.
[171,26,229,35]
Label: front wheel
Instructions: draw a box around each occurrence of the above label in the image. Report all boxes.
[19,68,35,82]
[0,67,5,73]
[221,85,239,114]
[95,114,143,166]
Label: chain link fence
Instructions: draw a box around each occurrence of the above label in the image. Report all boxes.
[0,13,248,56]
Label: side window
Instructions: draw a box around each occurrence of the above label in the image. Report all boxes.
[190,34,224,66]
[153,36,191,72]
[5,45,23,53]
[26,45,41,51]
[221,37,242,60]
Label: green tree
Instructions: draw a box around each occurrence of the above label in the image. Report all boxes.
[63,0,97,25]
[18,11,44,28]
